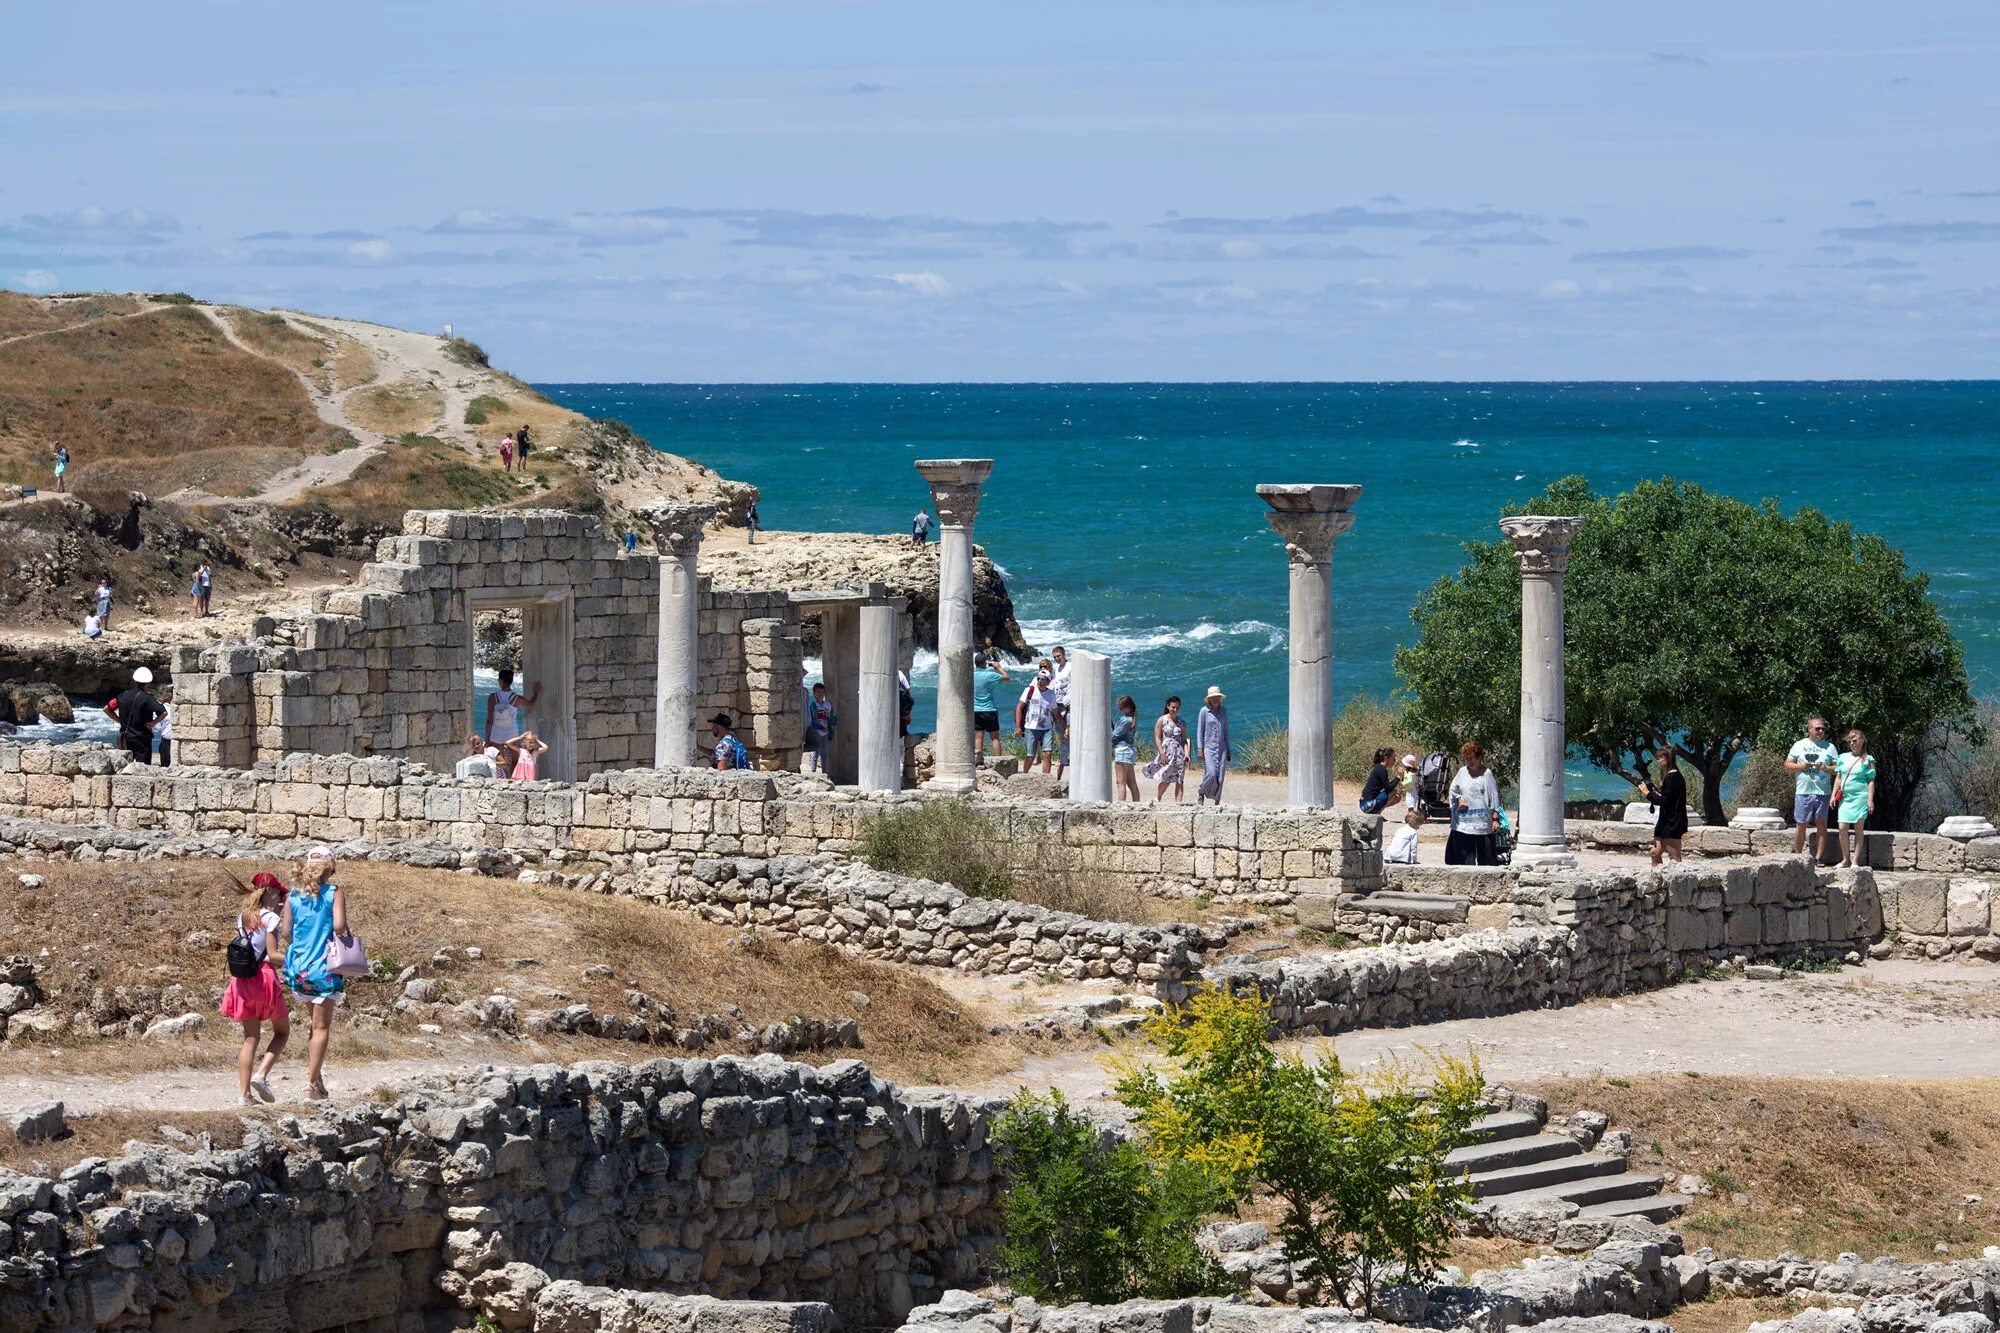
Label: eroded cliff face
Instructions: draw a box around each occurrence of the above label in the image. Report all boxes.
[700,532,1033,659]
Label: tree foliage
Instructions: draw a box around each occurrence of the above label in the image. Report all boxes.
[1113,988,1484,1314]
[1394,476,1975,826]
[992,1090,1232,1304]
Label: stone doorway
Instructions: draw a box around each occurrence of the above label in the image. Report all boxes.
[468,587,576,782]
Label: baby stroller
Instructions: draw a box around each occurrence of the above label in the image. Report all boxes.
[1492,807,1514,866]
[1417,751,1454,820]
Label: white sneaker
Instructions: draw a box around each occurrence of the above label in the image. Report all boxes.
[250,1076,275,1103]
[239,1095,258,1108]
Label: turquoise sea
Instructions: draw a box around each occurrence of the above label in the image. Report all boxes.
[539,382,2000,792]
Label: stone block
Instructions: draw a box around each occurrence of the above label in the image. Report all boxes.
[1947,880,1991,936]
[1896,876,1948,935]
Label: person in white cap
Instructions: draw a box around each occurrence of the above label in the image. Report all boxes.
[1194,686,1231,805]
[103,666,164,765]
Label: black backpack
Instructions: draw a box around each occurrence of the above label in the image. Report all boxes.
[227,922,262,980]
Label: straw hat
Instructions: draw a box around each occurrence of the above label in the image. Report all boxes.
[1204,686,1225,702]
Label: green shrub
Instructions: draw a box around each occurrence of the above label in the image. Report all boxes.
[463,394,508,425]
[1116,987,1484,1315]
[1236,720,1289,775]
[151,291,199,305]
[442,336,490,368]
[994,1090,1232,1304]
[1332,696,1417,783]
[856,800,1016,899]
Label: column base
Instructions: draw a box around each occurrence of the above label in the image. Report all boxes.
[1513,846,1579,871]
[922,775,978,795]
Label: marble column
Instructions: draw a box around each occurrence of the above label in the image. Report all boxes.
[643,502,713,768]
[1069,649,1112,803]
[1256,484,1361,809]
[1501,515,1584,869]
[915,459,994,794]
[858,602,902,793]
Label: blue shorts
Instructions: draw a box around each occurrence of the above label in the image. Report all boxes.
[1794,793,1831,825]
[1026,727,1052,759]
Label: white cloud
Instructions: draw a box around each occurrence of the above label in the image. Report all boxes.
[15,269,58,292]
[1540,278,1580,299]
[348,239,393,262]
[886,271,955,297]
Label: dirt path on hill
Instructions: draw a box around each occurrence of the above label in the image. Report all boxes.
[967,958,2000,1103]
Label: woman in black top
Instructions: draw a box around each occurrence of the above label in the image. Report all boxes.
[1641,749,1688,865]
[1358,747,1399,814]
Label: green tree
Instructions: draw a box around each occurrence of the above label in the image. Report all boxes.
[1394,476,1975,827]
[1114,988,1484,1314]
[992,1090,1231,1304]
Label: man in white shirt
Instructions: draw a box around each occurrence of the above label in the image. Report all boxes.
[1048,645,1073,781]
[1014,669,1060,774]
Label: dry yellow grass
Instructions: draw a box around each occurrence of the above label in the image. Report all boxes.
[0,858,1024,1086]
[0,302,349,492]
[1531,1075,2000,1260]
[304,433,522,526]
[331,336,379,390]
[223,308,334,392]
[345,377,444,436]
[0,291,143,341]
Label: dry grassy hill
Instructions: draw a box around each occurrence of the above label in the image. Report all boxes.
[0,291,755,631]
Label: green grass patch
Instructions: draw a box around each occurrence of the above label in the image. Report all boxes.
[463,394,508,425]
[442,336,490,368]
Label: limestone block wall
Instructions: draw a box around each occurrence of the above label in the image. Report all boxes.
[169,511,815,782]
[1219,860,1881,1036]
[1871,874,2000,958]
[0,745,1385,904]
[0,1057,1001,1332]
[626,854,1216,997]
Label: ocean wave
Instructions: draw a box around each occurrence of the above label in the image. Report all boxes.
[1016,617,1284,659]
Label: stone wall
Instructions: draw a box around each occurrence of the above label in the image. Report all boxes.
[1217,860,1882,1036]
[1873,874,2000,959]
[626,854,1219,997]
[0,744,1384,904]
[168,511,820,780]
[0,1056,1001,1332]
[1567,819,2000,874]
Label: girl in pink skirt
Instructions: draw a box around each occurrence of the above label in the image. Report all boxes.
[222,871,290,1106]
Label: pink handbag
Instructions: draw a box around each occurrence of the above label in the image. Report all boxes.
[324,932,370,978]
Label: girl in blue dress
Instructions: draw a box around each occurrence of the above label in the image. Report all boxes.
[280,847,349,1101]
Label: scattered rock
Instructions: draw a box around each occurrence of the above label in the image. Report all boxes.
[3,1100,65,1142]
[16,874,44,891]
[1744,964,1786,981]
[143,1013,205,1040]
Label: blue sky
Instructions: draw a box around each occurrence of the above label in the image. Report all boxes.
[4,1,1999,380]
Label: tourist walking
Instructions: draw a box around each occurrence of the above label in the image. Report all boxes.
[197,562,212,616]
[509,732,546,780]
[1144,696,1188,803]
[745,502,760,544]
[711,713,750,770]
[53,444,68,493]
[484,667,538,747]
[972,653,1011,757]
[1832,729,1878,868]
[911,508,931,547]
[454,733,497,779]
[1445,741,1503,866]
[1112,695,1141,802]
[95,576,113,632]
[805,683,836,773]
[1641,749,1688,865]
[280,848,349,1101]
[189,565,204,618]
[104,666,164,765]
[152,684,174,765]
[1049,646,1073,781]
[1015,665,1060,773]
[516,424,533,465]
[1194,686,1230,806]
[222,871,290,1106]
[1785,716,1840,860]
[1359,747,1401,814]
[498,434,514,473]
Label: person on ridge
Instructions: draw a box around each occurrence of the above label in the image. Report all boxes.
[53,443,69,493]
[1194,686,1231,805]
[104,666,165,765]
[95,576,114,632]
[1784,716,1840,861]
[911,508,931,547]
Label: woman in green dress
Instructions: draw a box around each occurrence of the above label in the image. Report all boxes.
[1831,729,1878,869]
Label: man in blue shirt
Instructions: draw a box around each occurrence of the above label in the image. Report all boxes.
[971,652,1010,757]
[1785,716,1840,859]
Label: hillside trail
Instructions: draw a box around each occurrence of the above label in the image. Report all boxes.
[0,304,159,349]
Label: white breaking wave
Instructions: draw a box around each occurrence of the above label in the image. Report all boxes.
[1015,617,1284,659]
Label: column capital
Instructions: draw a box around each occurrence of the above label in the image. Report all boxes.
[640,502,714,558]
[915,459,994,528]
[1257,483,1361,566]
[1499,515,1583,576]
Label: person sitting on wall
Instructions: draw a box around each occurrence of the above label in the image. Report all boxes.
[711,714,750,771]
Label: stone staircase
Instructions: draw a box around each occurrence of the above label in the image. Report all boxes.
[1451,1104,1690,1224]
